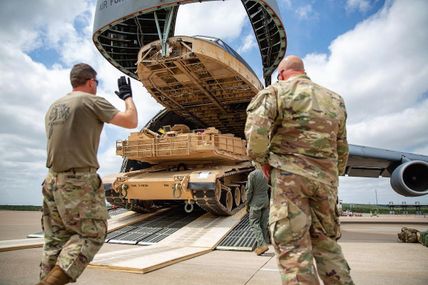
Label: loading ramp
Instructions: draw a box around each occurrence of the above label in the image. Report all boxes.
[106,207,203,245]
[105,207,257,251]
[90,208,248,273]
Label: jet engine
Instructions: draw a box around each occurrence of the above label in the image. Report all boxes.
[390,160,428,197]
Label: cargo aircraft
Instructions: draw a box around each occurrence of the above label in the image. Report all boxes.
[92,0,428,215]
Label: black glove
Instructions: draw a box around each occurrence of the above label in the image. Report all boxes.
[115,76,132,100]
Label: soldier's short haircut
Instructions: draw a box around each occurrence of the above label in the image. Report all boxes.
[70,63,97,88]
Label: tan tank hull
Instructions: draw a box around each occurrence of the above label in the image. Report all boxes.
[111,162,251,216]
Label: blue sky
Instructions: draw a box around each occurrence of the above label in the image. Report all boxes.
[0,0,427,206]
[278,1,385,55]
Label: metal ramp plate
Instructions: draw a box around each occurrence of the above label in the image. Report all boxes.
[109,227,163,245]
[108,207,128,216]
[216,213,256,251]
[105,226,134,242]
[107,208,203,245]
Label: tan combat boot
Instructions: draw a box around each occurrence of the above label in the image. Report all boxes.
[255,244,269,255]
[36,265,71,285]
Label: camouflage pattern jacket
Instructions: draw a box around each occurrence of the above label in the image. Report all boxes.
[245,74,349,187]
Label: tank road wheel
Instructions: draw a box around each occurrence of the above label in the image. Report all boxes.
[220,185,233,212]
[240,185,247,203]
[215,180,222,201]
[193,170,253,216]
[233,186,241,206]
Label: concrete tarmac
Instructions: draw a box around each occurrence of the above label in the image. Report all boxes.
[0,210,427,285]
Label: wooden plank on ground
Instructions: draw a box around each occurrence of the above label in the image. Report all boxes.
[90,208,246,273]
[0,209,166,252]
[90,245,211,273]
[0,238,44,252]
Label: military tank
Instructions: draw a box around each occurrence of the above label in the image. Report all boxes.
[109,125,253,215]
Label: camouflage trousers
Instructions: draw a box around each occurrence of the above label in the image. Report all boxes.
[269,169,354,285]
[249,204,270,247]
[419,231,428,247]
[40,170,108,282]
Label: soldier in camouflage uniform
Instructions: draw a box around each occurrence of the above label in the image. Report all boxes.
[398,227,420,243]
[245,55,354,285]
[246,168,270,255]
[39,63,138,285]
[398,227,428,247]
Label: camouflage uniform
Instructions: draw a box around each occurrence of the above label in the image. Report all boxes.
[398,227,428,247]
[398,227,420,243]
[246,169,270,248]
[41,170,108,281]
[41,90,118,282]
[245,74,354,285]
[419,231,428,247]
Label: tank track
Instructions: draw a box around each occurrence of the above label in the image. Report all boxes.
[191,167,252,216]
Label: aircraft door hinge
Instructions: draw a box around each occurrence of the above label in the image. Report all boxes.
[154,7,177,57]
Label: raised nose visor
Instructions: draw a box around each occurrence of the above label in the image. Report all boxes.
[137,36,263,138]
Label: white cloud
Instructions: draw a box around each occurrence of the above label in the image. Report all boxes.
[175,1,247,40]
[0,0,162,205]
[238,33,257,53]
[303,0,428,204]
[346,0,373,13]
[0,0,90,52]
[348,100,428,151]
[316,2,426,120]
[304,0,428,153]
[0,45,71,205]
[296,4,318,20]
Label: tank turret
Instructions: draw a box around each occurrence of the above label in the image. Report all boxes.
[116,126,249,164]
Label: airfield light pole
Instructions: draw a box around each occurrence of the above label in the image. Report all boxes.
[373,188,379,216]
[375,188,379,206]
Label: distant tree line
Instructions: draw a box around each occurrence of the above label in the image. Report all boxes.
[342,203,427,215]
[0,205,42,211]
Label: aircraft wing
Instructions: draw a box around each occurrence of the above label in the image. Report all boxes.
[346,144,428,197]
